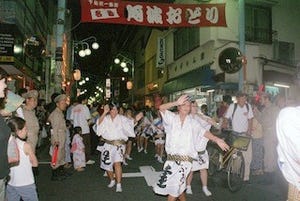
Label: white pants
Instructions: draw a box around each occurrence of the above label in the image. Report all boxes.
[242,140,252,181]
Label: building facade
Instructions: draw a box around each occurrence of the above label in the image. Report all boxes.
[0,0,72,101]
[142,0,300,113]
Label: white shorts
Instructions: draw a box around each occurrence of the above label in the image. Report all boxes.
[154,138,165,145]
[153,160,192,197]
[100,143,125,171]
[191,150,209,171]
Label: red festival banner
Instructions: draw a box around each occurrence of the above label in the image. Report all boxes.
[80,0,227,27]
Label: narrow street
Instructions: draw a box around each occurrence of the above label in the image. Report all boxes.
[35,141,288,201]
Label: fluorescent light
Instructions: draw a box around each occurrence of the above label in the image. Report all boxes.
[274,83,290,88]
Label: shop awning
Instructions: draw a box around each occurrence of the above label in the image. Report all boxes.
[263,70,294,84]
[255,57,296,84]
[0,64,41,86]
[0,64,24,76]
[162,66,215,95]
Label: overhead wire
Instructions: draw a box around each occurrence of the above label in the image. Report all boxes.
[64,21,82,34]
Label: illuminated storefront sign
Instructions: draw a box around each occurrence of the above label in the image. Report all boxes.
[0,33,14,63]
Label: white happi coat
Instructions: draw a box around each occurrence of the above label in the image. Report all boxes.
[191,114,211,171]
[154,110,206,197]
[96,114,135,141]
[276,106,300,190]
[161,110,206,159]
[96,114,135,171]
[192,114,211,151]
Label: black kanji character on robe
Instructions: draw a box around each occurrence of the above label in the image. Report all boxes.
[157,164,172,188]
[102,150,111,165]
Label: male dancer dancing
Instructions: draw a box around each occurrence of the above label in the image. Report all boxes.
[154,95,229,201]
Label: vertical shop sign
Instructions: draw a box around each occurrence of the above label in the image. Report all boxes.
[156,37,165,68]
[105,78,111,98]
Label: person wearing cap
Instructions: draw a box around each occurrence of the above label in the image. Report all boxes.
[256,92,280,183]
[223,91,254,183]
[153,94,229,201]
[20,90,39,152]
[48,94,68,181]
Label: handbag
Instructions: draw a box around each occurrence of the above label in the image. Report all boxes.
[7,135,20,166]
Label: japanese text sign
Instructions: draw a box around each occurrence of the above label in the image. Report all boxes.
[81,0,227,27]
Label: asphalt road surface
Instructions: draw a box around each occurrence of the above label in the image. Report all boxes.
[35,142,288,201]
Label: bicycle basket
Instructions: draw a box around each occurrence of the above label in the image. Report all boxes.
[232,135,251,151]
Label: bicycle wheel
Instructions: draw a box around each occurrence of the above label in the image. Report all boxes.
[227,151,245,192]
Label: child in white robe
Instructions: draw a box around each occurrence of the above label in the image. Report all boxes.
[71,127,86,172]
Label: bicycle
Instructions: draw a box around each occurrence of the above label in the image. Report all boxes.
[207,130,251,192]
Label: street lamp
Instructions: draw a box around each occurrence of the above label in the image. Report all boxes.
[73,36,99,58]
[92,42,99,50]
[114,53,135,105]
[114,58,120,64]
[71,36,99,100]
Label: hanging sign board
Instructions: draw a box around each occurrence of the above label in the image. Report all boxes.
[81,0,227,27]
[105,78,111,98]
[156,37,165,68]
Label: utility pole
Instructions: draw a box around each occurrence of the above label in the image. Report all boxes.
[239,0,245,91]
[55,0,66,93]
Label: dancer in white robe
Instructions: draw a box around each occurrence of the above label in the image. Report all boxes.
[97,102,143,193]
[153,95,229,201]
